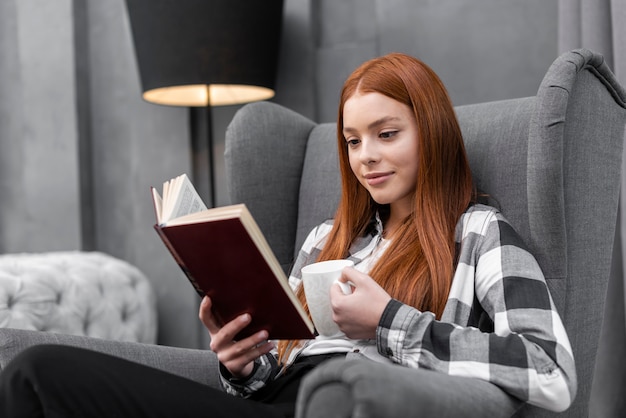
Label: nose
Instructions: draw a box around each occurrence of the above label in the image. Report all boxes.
[359,137,380,165]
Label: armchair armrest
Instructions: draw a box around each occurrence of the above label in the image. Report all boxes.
[296,359,522,418]
[0,328,220,389]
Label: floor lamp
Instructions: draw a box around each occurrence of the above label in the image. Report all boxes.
[125,0,284,207]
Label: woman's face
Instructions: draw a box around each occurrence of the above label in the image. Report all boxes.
[342,92,419,219]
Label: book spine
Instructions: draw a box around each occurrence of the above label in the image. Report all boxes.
[153,225,205,298]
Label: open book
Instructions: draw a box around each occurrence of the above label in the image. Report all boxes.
[151,174,314,340]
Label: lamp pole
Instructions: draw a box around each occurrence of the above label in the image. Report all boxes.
[189,103,216,208]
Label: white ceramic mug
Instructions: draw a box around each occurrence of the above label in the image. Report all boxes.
[301,259,354,337]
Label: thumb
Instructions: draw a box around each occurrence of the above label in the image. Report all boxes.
[199,296,221,334]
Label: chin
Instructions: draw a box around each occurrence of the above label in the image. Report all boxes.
[370,195,392,205]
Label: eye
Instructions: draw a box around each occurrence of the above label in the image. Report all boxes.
[380,130,397,139]
[346,138,360,148]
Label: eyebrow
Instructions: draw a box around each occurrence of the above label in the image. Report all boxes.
[342,116,402,135]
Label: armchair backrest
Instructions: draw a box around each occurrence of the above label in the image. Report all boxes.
[225,49,626,416]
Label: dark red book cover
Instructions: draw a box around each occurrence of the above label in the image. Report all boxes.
[154,218,314,341]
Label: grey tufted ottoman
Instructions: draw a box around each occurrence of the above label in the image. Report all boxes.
[0,251,157,343]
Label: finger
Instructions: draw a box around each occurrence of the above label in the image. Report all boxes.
[340,266,363,282]
[209,313,253,354]
[233,330,272,356]
[330,280,347,297]
[331,278,353,295]
[341,267,371,289]
[218,313,253,342]
[332,267,363,297]
[199,296,222,335]
[218,330,273,366]
[219,338,275,378]
[337,266,354,282]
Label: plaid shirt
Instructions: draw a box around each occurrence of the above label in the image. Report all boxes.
[221,204,576,412]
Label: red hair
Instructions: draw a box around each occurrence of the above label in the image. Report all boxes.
[277,53,474,363]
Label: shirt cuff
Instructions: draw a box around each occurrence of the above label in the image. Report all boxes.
[219,353,277,398]
[376,298,420,362]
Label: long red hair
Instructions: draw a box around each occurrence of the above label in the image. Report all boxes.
[277,53,474,364]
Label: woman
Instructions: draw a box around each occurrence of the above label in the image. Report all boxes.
[0,53,576,417]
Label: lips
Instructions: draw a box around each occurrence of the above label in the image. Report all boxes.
[364,172,393,186]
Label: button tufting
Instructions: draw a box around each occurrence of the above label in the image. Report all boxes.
[0,251,157,343]
[83,310,91,334]
[121,307,128,322]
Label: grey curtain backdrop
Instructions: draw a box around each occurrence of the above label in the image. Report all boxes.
[0,0,207,349]
[1,1,624,413]
[559,1,626,415]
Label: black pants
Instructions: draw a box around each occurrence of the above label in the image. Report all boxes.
[0,345,336,418]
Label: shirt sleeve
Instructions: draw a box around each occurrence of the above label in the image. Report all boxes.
[219,353,278,398]
[376,210,577,412]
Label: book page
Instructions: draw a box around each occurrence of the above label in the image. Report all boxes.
[160,174,208,224]
[163,203,245,226]
[151,188,163,224]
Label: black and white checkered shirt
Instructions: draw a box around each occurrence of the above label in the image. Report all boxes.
[221,204,576,412]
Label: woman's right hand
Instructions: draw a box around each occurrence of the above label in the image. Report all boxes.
[199,296,275,379]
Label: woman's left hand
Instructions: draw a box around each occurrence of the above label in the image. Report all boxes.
[329,267,392,339]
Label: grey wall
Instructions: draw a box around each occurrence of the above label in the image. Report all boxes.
[0,1,202,348]
[0,0,558,348]
[311,0,558,122]
[0,0,82,251]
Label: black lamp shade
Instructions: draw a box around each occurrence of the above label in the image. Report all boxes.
[125,0,284,106]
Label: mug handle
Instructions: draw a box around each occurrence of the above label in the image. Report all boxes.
[334,279,354,295]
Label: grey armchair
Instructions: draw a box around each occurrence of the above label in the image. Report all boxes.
[1,49,624,417]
